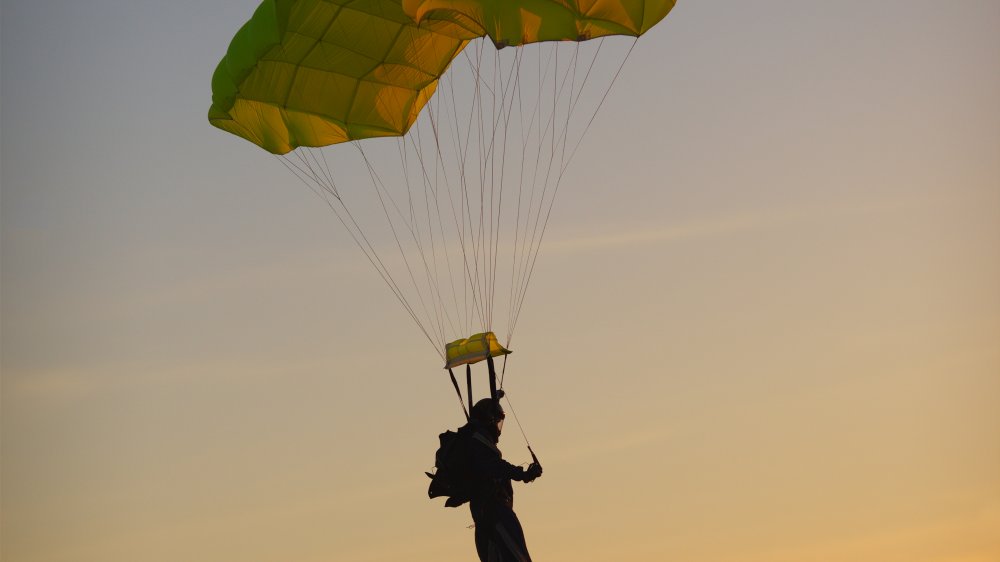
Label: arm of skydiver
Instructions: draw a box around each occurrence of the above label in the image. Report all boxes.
[469,433,531,481]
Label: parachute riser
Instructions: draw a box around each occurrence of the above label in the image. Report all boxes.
[447,368,470,421]
[487,355,498,401]
[466,365,474,417]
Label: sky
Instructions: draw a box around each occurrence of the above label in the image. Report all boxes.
[2,1,999,561]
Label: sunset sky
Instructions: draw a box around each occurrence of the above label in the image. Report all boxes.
[2,1,998,561]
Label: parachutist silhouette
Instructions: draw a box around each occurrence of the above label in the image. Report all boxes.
[466,398,542,562]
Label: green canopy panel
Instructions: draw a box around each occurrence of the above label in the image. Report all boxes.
[444,332,511,369]
[402,0,677,47]
[209,0,469,154]
[208,0,678,154]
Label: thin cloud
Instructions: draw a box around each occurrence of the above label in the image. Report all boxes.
[545,214,772,254]
[542,196,931,255]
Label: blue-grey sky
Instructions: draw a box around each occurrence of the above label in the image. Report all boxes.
[3,1,999,561]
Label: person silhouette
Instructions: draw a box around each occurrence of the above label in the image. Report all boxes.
[464,398,542,562]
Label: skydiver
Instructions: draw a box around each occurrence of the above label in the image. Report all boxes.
[464,397,543,562]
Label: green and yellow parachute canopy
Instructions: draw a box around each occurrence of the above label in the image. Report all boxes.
[209,0,675,154]
[209,0,677,368]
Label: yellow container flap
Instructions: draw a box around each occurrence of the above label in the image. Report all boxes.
[444,332,511,369]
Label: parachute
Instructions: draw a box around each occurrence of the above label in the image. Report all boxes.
[209,0,677,401]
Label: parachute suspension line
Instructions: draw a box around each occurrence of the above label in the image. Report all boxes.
[508,43,571,335]
[512,44,551,302]
[413,121,467,345]
[558,43,582,191]
[509,38,637,338]
[436,65,467,335]
[426,101,478,339]
[400,21,475,342]
[405,125,460,344]
[464,45,489,334]
[494,48,519,330]
[465,43,524,336]
[406,124,458,345]
[567,39,606,129]
[507,42,573,342]
[454,45,487,334]
[509,41,584,337]
[455,46,482,335]
[439,70,475,336]
[444,69,471,336]
[481,42,500,333]
[505,47,530,346]
[403,42,517,344]
[490,48,522,336]
[560,37,639,178]
[468,41,493,334]
[390,21,454,347]
[284,146,339,201]
[355,144,443,347]
[487,46,499,330]
[278,151,332,200]
[499,353,508,390]
[285,151,442,355]
[419,86,487,336]
[426,93,467,338]
[408,114,466,334]
[509,42,591,336]
[477,42,491,331]
[506,43,558,344]
[473,41,490,334]
[421,99,463,342]
[275,37,637,359]
[395,136,442,339]
[520,42,578,291]
[307,144,443,356]
[476,41,496,331]
[503,390,533,450]
[428,91,484,331]
[483,45,501,331]
[276,153,442,357]
[355,142,449,349]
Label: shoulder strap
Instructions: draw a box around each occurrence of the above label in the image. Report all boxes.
[472,431,500,454]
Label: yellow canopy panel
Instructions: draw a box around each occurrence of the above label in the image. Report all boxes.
[445,332,511,369]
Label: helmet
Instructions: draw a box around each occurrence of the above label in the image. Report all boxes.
[470,398,505,440]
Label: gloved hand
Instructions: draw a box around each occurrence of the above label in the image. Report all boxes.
[523,462,543,482]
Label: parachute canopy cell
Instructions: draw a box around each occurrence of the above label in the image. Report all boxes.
[209,0,469,154]
[402,0,677,47]
[208,0,677,154]
[445,332,511,369]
